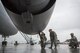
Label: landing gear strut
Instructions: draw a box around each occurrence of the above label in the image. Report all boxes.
[2,37,7,46]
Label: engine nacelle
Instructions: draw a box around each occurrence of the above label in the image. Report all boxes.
[1,0,56,34]
[0,1,18,36]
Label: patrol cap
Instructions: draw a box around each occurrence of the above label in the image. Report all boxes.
[70,33,74,35]
[49,29,52,31]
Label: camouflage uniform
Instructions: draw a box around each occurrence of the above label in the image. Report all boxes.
[69,33,79,48]
[39,32,47,49]
[49,29,58,48]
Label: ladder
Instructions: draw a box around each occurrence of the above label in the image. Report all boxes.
[19,31,30,43]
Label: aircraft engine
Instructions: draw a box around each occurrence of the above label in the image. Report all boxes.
[1,0,56,34]
[0,1,18,36]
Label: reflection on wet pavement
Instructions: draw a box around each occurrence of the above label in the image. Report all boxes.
[0,44,80,53]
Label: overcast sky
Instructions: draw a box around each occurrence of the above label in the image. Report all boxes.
[0,0,80,43]
[46,0,80,30]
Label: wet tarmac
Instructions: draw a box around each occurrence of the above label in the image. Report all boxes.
[0,44,80,53]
